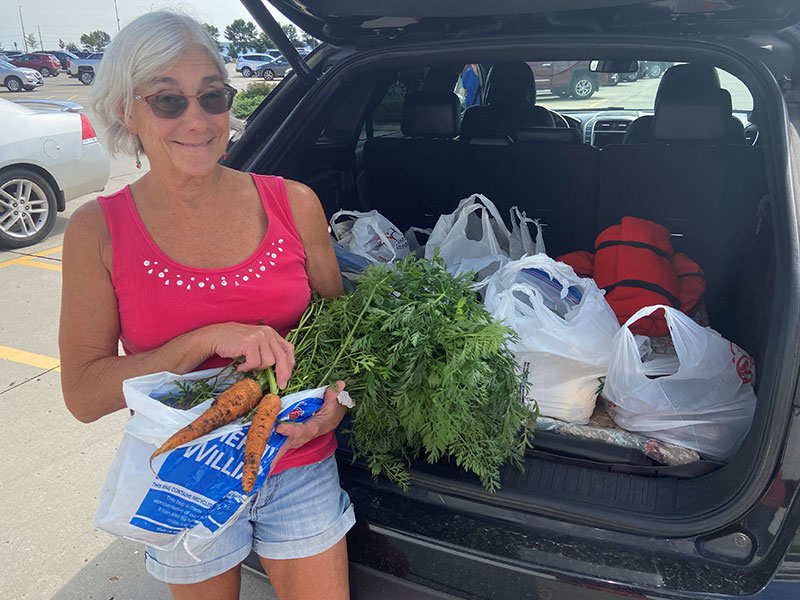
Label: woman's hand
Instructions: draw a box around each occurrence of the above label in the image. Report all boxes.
[269,381,347,473]
[206,322,295,388]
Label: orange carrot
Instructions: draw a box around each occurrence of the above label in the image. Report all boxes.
[150,378,263,462]
[241,393,282,493]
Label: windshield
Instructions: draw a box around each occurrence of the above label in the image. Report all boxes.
[0,59,14,69]
[457,61,753,113]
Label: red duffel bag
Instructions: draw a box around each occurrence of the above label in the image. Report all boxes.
[558,217,706,337]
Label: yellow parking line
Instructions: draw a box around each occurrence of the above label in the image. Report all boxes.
[0,345,61,372]
[17,258,62,272]
[588,98,608,109]
[0,246,62,269]
[67,95,77,100]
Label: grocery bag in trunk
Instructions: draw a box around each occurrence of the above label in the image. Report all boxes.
[94,369,325,558]
[330,209,409,263]
[602,305,757,460]
[484,255,620,423]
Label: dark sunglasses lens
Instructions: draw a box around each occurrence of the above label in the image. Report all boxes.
[150,94,188,118]
[198,89,233,114]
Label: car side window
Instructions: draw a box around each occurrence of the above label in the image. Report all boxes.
[360,68,428,140]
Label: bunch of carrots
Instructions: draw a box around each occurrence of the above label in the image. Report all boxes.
[150,368,283,494]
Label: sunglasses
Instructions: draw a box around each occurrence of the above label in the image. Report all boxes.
[134,84,237,119]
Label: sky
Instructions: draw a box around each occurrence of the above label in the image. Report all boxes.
[0,0,293,52]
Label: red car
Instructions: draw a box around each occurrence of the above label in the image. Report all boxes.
[9,53,61,77]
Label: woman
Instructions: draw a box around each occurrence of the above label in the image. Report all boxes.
[58,11,353,599]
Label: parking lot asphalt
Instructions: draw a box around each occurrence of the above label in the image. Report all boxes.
[0,64,278,600]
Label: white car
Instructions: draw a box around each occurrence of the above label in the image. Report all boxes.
[0,98,110,249]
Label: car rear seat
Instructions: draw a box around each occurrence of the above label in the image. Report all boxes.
[597,75,767,336]
[364,90,599,257]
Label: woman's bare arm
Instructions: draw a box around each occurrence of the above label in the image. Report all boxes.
[285,179,343,299]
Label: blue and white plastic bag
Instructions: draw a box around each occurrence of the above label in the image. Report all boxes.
[94,368,325,557]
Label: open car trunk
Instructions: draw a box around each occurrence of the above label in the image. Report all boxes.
[232,25,800,597]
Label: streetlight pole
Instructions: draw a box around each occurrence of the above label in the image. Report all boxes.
[19,5,28,53]
[114,0,121,32]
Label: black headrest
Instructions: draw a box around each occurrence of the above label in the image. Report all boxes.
[400,91,461,138]
[460,105,556,141]
[485,63,537,107]
[653,87,733,141]
[655,63,721,109]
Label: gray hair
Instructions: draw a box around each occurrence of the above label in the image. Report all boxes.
[90,11,228,157]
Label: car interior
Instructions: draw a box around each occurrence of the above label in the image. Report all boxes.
[241,47,779,531]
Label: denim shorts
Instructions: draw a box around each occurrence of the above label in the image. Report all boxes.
[145,455,355,585]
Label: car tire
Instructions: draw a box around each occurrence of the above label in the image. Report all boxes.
[608,73,619,86]
[242,66,253,78]
[40,67,51,77]
[647,63,663,78]
[262,69,275,81]
[0,168,58,250]
[79,70,94,85]
[570,74,596,99]
[5,76,23,92]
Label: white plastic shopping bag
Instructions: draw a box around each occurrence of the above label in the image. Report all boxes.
[602,305,757,460]
[94,368,326,558]
[484,254,621,423]
[509,206,546,259]
[425,194,512,267]
[330,209,409,263]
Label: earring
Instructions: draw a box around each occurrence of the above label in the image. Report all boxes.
[135,150,142,169]
[222,151,228,160]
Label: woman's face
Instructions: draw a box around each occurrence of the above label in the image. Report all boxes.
[127,45,230,179]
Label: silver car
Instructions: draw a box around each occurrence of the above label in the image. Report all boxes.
[0,59,43,92]
[256,57,291,81]
[0,98,110,248]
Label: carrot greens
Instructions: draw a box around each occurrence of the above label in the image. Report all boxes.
[263,255,536,492]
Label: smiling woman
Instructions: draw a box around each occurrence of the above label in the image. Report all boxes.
[58,10,351,600]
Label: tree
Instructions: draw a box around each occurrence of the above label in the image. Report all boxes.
[80,30,111,52]
[224,19,257,55]
[58,38,65,49]
[281,24,299,44]
[25,33,38,51]
[253,31,275,52]
[65,41,80,53]
[202,23,222,52]
[302,33,321,49]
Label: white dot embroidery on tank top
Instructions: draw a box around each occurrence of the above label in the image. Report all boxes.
[143,238,286,291]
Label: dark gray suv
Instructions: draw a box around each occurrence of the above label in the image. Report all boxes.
[229,1,800,598]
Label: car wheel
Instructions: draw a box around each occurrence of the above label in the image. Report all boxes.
[647,63,663,78]
[40,67,51,77]
[79,71,94,85]
[242,66,253,78]
[608,73,619,86]
[5,76,23,92]
[262,69,275,81]
[570,75,596,99]
[0,168,58,250]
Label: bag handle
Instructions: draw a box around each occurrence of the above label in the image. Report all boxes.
[456,194,512,238]
[619,304,708,372]
[502,283,576,329]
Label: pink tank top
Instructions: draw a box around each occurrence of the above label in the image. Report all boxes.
[98,174,336,475]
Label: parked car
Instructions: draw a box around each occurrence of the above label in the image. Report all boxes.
[529,61,609,98]
[235,52,281,77]
[42,50,81,74]
[0,59,43,91]
[0,50,24,59]
[256,56,291,80]
[0,98,109,248]
[224,1,800,598]
[640,60,673,78]
[67,53,103,84]
[9,53,62,77]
